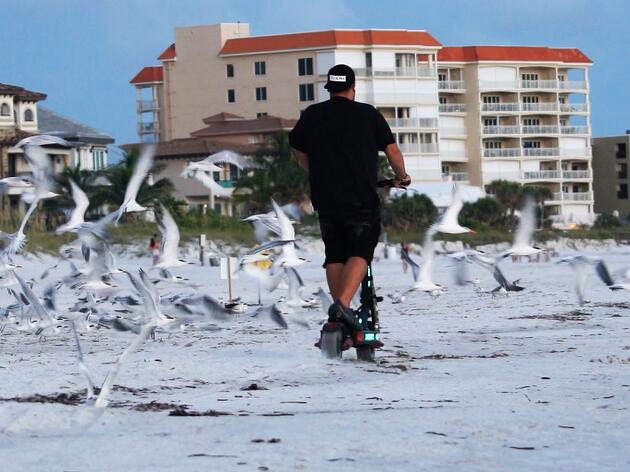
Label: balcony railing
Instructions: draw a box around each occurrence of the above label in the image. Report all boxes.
[354,67,436,78]
[356,92,437,105]
[440,149,468,160]
[481,102,520,112]
[521,103,559,112]
[439,103,466,113]
[523,147,560,157]
[521,80,558,89]
[482,125,521,134]
[551,192,593,202]
[138,122,159,133]
[398,142,439,154]
[560,147,591,157]
[136,99,159,112]
[483,147,521,157]
[438,80,465,90]
[560,103,587,113]
[386,117,438,128]
[521,125,559,134]
[562,170,591,179]
[443,172,469,182]
[560,126,589,134]
[523,170,561,180]
[479,80,518,90]
[558,80,587,90]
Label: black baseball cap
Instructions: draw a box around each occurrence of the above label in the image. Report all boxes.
[324,64,355,92]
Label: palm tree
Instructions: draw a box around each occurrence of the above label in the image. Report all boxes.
[485,180,522,227]
[94,147,175,215]
[235,131,309,212]
[523,185,553,229]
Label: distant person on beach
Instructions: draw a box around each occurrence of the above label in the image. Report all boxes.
[289,63,410,340]
[400,241,411,273]
[149,233,160,265]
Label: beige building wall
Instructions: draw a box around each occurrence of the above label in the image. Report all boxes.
[592,134,630,216]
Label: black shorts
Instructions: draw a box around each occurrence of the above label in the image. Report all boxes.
[318,210,381,267]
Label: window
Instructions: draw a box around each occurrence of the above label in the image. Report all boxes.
[522,73,539,81]
[482,96,500,103]
[24,109,34,122]
[256,112,268,118]
[483,118,497,126]
[439,96,447,104]
[617,163,628,179]
[438,73,447,82]
[522,96,539,103]
[255,87,267,101]
[92,149,106,170]
[226,64,234,78]
[558,96,566,104]
[616,143,627,159]
[523,141,541,148]
[0,103,9,116]
[298,58,313,76]
[365,52,372,69]
[522,118,540,126]
[395,53,415,69]
[617,184,628,199]
[299,83,314,102]
[254,61,266,76]
[484,141,502,149]
[227,89,235,103]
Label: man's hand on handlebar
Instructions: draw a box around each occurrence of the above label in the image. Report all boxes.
[377,174,411,189]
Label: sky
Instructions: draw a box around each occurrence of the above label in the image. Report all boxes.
[3,0,629,153]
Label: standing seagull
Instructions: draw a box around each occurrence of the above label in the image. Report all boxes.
[431,185,475,235]
[115,144,155,223]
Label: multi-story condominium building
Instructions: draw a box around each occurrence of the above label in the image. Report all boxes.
[437,46,593,226]
[131,23,593,225]
[592,131,630,218]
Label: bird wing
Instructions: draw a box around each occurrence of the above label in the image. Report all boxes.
[514,197,535,248]
[191,170,232,197]
[245,239,293,256]
[123,144,155,207]
[126,269,161,323]
[271,199,295,240]
[418,232,435,283]
[158,204,180,263]
[252,304,288,329]
[439,184,464,228]
[315,287,332,312]
[66,179,90,228]
[14,271,54,324]
[492,265,510,290]
[285,267,304,301]
[595,260,615,287]
[16,134,70,148]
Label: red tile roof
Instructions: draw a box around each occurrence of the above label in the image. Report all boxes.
[220,29,441,55]
[438,46,591,64]
[202,112,245,124]
[130,66,164,84]
[158,43,176,61]
[191,115,297,138]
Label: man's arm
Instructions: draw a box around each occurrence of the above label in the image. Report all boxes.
[384,142,410,186]
[293,149,309,172]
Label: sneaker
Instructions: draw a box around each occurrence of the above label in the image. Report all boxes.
[327,301,362,331]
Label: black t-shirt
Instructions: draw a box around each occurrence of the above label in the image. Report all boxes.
[289,96,395,213]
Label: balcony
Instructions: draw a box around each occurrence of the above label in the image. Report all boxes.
[354,67,436,78]
[440,127,467,137]
[558,80,587,90]
[356,92,436,105]
[439,103,466,113]
[521,125,559,135]
[562,170,591,179]
[481,102,519,112]
[560,126,589,134]
[443,172,469,182]
[386,117,438,129]
[560,103,588,113]
[521,80,558,89]
[398,142,439,154]
[482,125,520,135]
[438,80,465,90]
[479,80,518,90]
[523,170,561,180]
[138,122,159,133]
[521,103,559,112]
[550,192,593,202]
[523,147,559,157]
[136,99,159,112]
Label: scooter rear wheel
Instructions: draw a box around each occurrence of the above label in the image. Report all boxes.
[356,346,375,363]
[320,330,343,359]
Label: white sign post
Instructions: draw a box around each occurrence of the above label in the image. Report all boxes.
[220,257,239,303]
